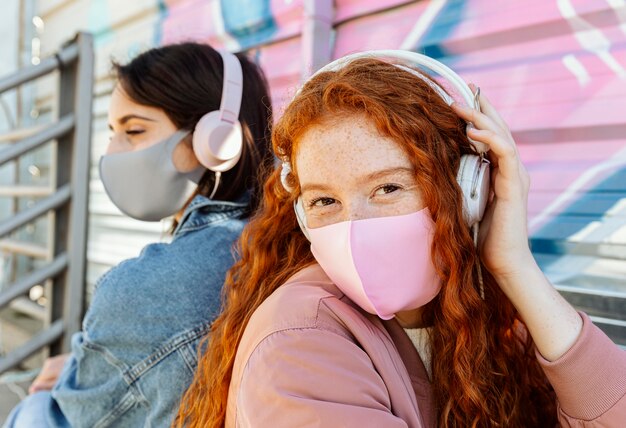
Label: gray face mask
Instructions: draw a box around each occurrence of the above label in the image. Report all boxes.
[99,130,204,222]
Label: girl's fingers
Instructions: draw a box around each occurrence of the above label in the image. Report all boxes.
[475,91,511,138]
[478,95,521,161]
[468,83,507,129]
[29,379,55,394]
[453,102,501,138]
[465,127,515,161]
[453,89,528,189]
[455,85,514,136]
[453,94,520,168]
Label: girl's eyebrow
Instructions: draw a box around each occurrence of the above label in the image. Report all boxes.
[363,167,414,182]
[300,182,333,194]
[300,167,414,195]
[118,114,156,124]
[108,114,157,130]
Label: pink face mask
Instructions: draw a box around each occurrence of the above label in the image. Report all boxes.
[308,209,441,320]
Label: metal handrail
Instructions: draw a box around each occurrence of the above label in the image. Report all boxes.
[0,186,53,197]
[0,254,69,309]
[0,239,49,258]
[0,125,45,143]
[0,320,64,374]
[0,184,71,237]
[0,43,79,93]
[0,32,93,374]
[0,115,74,166]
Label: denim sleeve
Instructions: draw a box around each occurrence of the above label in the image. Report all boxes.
[51,332,146,428]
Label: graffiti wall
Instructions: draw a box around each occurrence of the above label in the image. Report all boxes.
[34,0,625,340]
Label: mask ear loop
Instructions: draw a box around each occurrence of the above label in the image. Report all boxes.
[209,171,221,199]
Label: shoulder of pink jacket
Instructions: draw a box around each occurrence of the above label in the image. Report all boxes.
[241,263,364,341]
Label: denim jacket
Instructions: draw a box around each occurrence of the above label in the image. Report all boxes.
[47,195,248,427]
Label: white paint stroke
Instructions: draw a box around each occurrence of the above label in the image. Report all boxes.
[558,0,626,80]
[529,145,626,233]
[400,0,448,51]
[562,53,591,85]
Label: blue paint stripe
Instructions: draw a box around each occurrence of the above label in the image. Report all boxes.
[221,0,277,50]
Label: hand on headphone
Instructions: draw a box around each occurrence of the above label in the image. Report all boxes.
[452,87,534,286]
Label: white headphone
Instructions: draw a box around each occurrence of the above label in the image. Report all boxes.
[280,50,490,237]
[192,50,244,173]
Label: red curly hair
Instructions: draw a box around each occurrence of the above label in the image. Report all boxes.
[174,58,557,427]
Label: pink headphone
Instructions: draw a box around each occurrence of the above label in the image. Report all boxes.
[192,50,243,173]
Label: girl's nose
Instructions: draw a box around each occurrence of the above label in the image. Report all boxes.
[106,133,128,155]
[344,199,370,222]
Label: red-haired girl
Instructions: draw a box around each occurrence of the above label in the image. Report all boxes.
[176,54,625,428]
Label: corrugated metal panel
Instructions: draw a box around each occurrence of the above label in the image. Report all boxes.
[34,0,625,342]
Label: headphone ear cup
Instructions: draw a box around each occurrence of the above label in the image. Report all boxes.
[456,154,490,226]
[192,111,243,172]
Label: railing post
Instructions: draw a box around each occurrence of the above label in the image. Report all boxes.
[0,32,94,373]
[49,32,93,354]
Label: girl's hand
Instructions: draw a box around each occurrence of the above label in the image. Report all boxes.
[28,353,70,394]
[452,87,535,285]
[453,87,583,361]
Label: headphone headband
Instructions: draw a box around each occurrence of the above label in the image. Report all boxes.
[310,50,475,112]
[295,50,486,156]
[217,50,243,124]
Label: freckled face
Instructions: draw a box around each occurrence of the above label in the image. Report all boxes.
[294,114,424,229]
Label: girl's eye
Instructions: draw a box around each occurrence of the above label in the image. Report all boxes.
[308,197,336,208]
[126,130,145,136]
[374,184,402,196]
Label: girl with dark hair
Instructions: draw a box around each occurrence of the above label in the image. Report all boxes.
[4,42,273,428]
[175,53,625,427]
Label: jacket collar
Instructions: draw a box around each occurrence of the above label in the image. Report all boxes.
[173,194,249,236]
[382,318,431,387]
[382,317,435,427]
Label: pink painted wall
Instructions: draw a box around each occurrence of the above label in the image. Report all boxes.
[159,1,626,324]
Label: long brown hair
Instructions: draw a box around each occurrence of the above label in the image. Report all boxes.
[175,58,557,427]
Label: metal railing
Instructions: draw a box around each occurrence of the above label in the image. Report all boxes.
[0,32,93,373]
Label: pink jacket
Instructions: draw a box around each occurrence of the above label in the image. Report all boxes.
[226,264,626,427]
